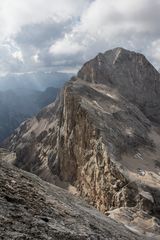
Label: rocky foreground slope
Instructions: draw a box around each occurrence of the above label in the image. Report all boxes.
[0,149,147,240]
[6,48,160,236]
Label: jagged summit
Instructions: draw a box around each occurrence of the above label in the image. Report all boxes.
[78,47,159,86]
[103,47,143,65]
[104,47,145,60]
[78,48,160,122]
[78,47,153,79]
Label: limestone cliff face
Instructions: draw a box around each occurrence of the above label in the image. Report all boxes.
[57,80,152,212]
[6,48,160,236]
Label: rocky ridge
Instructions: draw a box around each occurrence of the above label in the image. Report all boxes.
[6,48,160,236]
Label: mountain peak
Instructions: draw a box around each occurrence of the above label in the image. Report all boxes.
[103,47,147,65]
[78,47,148,80]
[78,47,160,122]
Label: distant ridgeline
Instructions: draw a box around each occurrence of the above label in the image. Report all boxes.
[0,87,59,142]
[0,71,72,142]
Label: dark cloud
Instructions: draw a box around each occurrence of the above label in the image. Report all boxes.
[15,20,73,48]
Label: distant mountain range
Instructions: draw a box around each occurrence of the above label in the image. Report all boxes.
[0,71,72,141]
[0,87,59,142]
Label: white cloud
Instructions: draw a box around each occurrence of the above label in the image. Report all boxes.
[50,35,85,55]
[48,0,160,67]
[149,39,160,65]
[12,51,24,63]
[0,0,90,40]
[79,0,160,36]
[32,53,40,63]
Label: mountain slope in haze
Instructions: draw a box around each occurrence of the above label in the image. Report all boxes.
[6,48,160,237]
[0,87,58,142]
[0,70,71,142]
[0,149,146,240]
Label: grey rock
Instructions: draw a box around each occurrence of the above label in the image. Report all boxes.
[78,47,160,123]
[0,155,146,240]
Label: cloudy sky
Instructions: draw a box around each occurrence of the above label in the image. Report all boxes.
[0,0,160,76]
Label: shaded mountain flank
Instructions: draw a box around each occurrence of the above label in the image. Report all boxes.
[5,48,160,238]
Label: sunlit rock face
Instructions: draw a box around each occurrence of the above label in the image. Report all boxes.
[6,48,160,237]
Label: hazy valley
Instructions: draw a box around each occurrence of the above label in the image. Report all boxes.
[0,71,71,141]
